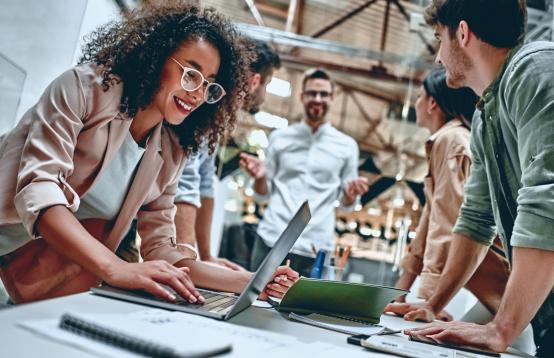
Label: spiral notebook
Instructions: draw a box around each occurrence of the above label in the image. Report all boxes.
[58,313,231,358]
[288,312,385,336]
[20,310,234,358]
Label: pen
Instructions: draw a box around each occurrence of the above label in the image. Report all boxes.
[377,329,402,336]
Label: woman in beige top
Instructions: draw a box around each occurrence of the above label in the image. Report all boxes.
[0,2,297,303]
[388,68,509,321]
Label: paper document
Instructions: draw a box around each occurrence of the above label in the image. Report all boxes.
[288,312,385,336]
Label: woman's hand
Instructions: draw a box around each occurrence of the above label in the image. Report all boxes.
[103,260,205,304]
[259,265,299,300]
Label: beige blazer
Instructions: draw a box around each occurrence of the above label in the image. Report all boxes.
[0,63,196,268]
[400,119,509,313]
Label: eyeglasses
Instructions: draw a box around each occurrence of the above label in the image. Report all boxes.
[170,57,226,104]
[304,90,332,99]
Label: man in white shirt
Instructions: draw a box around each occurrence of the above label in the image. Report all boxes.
[241,68,368,276]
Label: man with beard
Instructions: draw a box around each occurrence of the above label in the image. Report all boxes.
[240,68,368,277]
[387,0,554,356]
[172,39,281,271]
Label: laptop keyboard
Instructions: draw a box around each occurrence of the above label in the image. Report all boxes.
[165,287,238,315]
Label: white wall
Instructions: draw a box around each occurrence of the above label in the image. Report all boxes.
[0,0,119,134]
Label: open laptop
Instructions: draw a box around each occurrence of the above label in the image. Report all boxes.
[91,201,311,321]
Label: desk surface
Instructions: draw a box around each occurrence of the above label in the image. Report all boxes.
[0,292,527,357]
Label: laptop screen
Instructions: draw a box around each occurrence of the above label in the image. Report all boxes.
[225,201,311,319]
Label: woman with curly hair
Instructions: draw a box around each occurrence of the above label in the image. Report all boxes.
[0,1,297,304]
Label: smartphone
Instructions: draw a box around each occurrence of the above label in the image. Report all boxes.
[408,333,501,357]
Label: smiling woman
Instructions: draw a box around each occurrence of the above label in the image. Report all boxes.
[0,1,252,304]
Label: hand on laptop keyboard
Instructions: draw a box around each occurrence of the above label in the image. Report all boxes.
[104,260,205,304]
[259,265,299,300]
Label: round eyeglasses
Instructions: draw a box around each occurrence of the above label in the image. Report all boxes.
[170,57,226,104]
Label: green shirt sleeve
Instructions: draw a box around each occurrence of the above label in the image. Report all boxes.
[503,51,554,252]
[453,115,496,246]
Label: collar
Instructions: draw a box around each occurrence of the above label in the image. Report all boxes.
[477,45,522,110]
[299,120,331,135]
[427,118,465,144]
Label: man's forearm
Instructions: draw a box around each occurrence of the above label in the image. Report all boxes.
[175,202,197,246]
[427,233,489,312]
[253,176,268,196]
[396,271,418,291]
[492,247,554,346]
[196,197,214,260]
[175,258,251,293]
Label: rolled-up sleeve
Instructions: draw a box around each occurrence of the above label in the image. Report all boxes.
[453,119,497,246]
[13,68,86,238]
[504,54,554,251]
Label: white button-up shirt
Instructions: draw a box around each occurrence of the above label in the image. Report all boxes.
[256,121,359,257]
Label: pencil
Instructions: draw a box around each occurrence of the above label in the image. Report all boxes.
[337,245,351,269]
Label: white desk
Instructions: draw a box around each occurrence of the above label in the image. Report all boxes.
[0,292,528,357]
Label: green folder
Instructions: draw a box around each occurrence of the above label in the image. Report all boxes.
[278,277,408,324]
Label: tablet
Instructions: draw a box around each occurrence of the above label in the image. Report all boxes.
[408,333,501,357]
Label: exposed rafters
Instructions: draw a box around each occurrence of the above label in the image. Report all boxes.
[310,0,378,38]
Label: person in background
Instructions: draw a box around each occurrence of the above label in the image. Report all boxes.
[241,68,369,277]
[173,39,281,271]
[0,2,295,304]
[396,1,553,356]
[388,67,511,328]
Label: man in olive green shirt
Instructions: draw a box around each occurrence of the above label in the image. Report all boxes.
[386,1,554,356]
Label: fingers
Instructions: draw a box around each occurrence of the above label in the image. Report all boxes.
[152,262,204,304]
[383,302,412,316]
[436,310,453,322]
[404,308,435,322]
[274,266,299,279]
[141,279,178,302]
[264,287,286,299]
[405,323,447,336]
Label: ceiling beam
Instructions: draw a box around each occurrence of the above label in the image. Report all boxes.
[243,0,266,27]
[337,81,399,102]
[278,53,423,86]
[311,0,379,38]
[380,0,392,54]
[391,0,436,55]
[285,0,298,33]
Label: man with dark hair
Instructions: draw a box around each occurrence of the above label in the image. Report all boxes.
[392,0,554,355]
[245,39,281,114]
[240,68,368,277]
[173,38,281,271]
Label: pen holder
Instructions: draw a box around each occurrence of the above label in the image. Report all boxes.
[322,264,344,281]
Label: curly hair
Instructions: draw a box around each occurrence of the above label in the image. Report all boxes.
[79,1,251,155]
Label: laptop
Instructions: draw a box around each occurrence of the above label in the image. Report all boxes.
[91,201,311,321]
